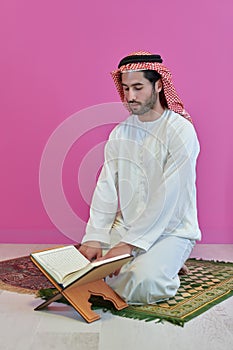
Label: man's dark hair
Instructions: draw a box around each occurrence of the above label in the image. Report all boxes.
[143,70,168,109]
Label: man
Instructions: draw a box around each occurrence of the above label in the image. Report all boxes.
[79,51,201,304]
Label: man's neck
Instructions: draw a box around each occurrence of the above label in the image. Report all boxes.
[138,105,165,122]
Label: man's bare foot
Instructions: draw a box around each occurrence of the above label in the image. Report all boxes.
[179,264,190,275]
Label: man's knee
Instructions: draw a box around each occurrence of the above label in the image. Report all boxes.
[124,269,180,304]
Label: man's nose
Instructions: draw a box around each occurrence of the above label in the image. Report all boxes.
[128,89,136,101]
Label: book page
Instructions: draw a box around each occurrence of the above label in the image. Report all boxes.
[32,246,90,282]
[62,254,133,287]
[91,254,131,267]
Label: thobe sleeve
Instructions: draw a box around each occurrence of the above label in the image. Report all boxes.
[81,135,118,246]
[120,121,200,251]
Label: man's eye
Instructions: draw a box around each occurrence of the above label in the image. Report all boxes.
[135,87,142,90]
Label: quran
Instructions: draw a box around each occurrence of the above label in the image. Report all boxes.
[30,245,132,288]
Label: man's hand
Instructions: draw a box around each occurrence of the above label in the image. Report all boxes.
[98,242,134,277]
[79,241,102,261]
[103,242,133,259]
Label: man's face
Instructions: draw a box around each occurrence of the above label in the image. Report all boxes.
[121,71,158,115]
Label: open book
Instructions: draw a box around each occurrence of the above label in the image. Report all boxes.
[31,245,132,288]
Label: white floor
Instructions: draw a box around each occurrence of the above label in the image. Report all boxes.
[0,244,233,350]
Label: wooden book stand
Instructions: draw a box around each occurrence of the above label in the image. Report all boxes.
[31,256,129,323]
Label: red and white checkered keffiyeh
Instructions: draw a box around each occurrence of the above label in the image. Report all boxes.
[111,51,192,123]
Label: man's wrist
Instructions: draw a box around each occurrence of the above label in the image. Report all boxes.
[130,246,140,258]
[123,243,140,258]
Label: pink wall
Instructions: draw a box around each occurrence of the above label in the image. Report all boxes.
[0,0,232,244]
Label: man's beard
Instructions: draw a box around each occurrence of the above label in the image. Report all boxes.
[128,90,157,115]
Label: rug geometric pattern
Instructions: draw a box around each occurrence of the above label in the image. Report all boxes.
[110,259,233,325]
[0,256,232,326]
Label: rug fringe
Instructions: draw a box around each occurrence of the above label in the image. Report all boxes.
[108,309,185,326]
[0,281,37,295]
[108,308,185,327]
[36,288,68,304]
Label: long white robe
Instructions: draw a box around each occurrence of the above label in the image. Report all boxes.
[82,109,201,251]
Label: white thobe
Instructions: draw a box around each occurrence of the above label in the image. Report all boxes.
[82,109,201,250]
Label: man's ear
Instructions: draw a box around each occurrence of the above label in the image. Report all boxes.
[155,79,163,93]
